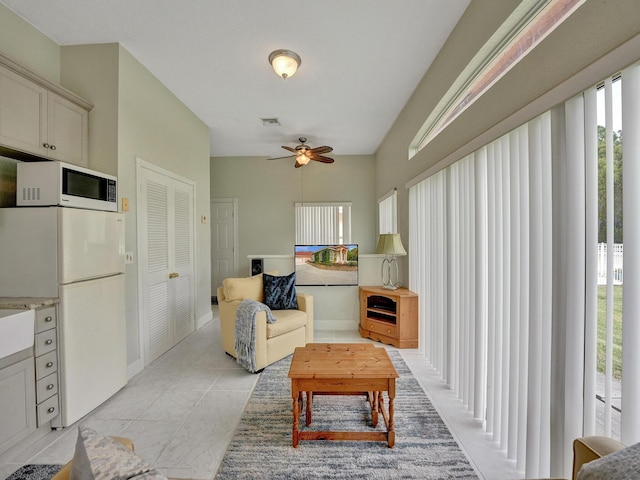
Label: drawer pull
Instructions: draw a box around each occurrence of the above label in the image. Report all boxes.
[47,407,55,413]
[45,339,53,345]
[45,316,53,322]
[47,384,54,390]
[46,361,54,368]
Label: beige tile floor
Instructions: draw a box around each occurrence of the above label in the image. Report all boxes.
[0,306,520,480]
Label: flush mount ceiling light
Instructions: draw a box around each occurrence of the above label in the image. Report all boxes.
[268,49,301,79]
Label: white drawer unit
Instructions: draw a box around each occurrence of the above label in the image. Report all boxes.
[33,306,60,426]
[34,328,56,356]
[36,372,58,403]
[35,308,56,333]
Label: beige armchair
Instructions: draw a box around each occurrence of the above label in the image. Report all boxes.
[571,436,627,479]
[217,273,313,371]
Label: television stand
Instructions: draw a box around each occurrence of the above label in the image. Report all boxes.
[358,286,418,348]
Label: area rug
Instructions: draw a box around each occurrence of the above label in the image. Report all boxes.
[215,350,478,479]
[5,464,63,480]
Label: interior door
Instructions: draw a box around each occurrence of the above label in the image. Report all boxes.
[138,163,195,364]
[210,199,237,298]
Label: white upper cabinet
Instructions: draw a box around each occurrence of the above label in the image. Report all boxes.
[0,54,91,165]
[46,91,88,164]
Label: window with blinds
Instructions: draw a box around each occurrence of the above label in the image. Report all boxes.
[295,202,351,245]
[378,189,397,234]
[407,60,640,478]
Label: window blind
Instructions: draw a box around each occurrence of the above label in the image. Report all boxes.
[295,202,351,244]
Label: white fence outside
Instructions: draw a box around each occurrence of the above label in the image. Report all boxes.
[597,243,624,285]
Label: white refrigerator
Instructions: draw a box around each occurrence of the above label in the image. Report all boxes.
[0,206,127,427]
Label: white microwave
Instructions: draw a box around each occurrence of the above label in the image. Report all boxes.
[17,161,118,212]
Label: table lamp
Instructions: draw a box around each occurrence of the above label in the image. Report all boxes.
[375,233,407,290]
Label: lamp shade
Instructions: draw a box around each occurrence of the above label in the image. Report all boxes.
[375,233,407,256]
[269,49,301,79]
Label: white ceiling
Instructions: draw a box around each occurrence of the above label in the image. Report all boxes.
[1,0,470,158]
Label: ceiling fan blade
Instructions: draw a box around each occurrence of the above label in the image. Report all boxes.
[312,155,334,164]
[310,145,333,155]
[267,154,296,160]
[282,146,297,153]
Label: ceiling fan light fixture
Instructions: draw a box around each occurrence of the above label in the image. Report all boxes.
[269,49,301,79]
[297,153,311,165]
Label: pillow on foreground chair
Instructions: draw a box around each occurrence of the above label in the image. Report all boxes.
[53,425,167,480]
[217,271,313,371]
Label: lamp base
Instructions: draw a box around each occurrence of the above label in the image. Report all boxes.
[380,257,401,291]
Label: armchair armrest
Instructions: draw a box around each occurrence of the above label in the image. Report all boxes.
[296,293,314,342]
[572,436,626,480]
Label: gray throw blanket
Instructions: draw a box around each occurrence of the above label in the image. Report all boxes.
[234,300,276,372]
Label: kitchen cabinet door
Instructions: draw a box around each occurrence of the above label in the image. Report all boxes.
[0,65,48,158]
[47,92,88,165]
[0,62,89,164]
[0,357,36,453]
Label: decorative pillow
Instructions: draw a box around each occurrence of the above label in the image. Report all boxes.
[70,425,168,480]
[263,272,298,310]
[577,441,640,480]
[223,274,263,302]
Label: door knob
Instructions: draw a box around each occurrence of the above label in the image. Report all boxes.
[169,272,180,279]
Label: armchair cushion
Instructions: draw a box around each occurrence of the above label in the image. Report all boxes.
[263,272,298,310]
[223,274,264,302]
[266,309,308,338]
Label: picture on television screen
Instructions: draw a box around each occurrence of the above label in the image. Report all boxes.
[294,244,358,286]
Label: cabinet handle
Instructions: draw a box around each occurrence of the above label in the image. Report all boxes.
[47,384,54,390]
[45,339,53,345]
[47,407,55,413]
[46,361,54,368]
[50,145,56,150]
[43,143,50,148]
[45,316,53,322]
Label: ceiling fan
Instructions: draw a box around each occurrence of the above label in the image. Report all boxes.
[268,137,334,168]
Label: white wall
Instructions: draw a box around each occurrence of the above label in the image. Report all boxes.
[211,154,378,329]
[252,253,383,331]
[60,43,211,373]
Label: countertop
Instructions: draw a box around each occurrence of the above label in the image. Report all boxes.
[0,297,59,309]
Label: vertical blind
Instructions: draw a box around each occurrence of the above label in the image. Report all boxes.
[295,202,351,244]
[408,60,640,478]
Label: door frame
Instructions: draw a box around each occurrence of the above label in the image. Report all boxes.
[210,197,239,299]
[136,157,196,369]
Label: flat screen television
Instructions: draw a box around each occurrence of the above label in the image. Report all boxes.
[294,244,358,286]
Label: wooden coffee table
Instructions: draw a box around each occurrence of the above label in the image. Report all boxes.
[288,343,399,448]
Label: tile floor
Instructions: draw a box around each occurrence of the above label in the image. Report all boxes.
[0,307,521,480]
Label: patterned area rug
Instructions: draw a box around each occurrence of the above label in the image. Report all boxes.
[5,465,63,480]
[215,350,478,479]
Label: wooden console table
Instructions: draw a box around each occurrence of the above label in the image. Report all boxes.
[288,343,398,448]
[358,286,418,348]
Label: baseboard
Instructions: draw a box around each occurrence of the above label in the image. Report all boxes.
[197,309,213,329]
[127,358,144,380]
[314,319,359,331]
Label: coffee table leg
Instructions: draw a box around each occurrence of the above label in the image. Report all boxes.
[371,391,379,427]
[388,380,396,448]
[292,380,300,448]
[306,392,313,426]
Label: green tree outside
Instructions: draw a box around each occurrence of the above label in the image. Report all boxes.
[596,125,623,378]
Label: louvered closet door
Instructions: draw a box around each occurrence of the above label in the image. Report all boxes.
[171,179,194,345]
[139,165,195,364]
